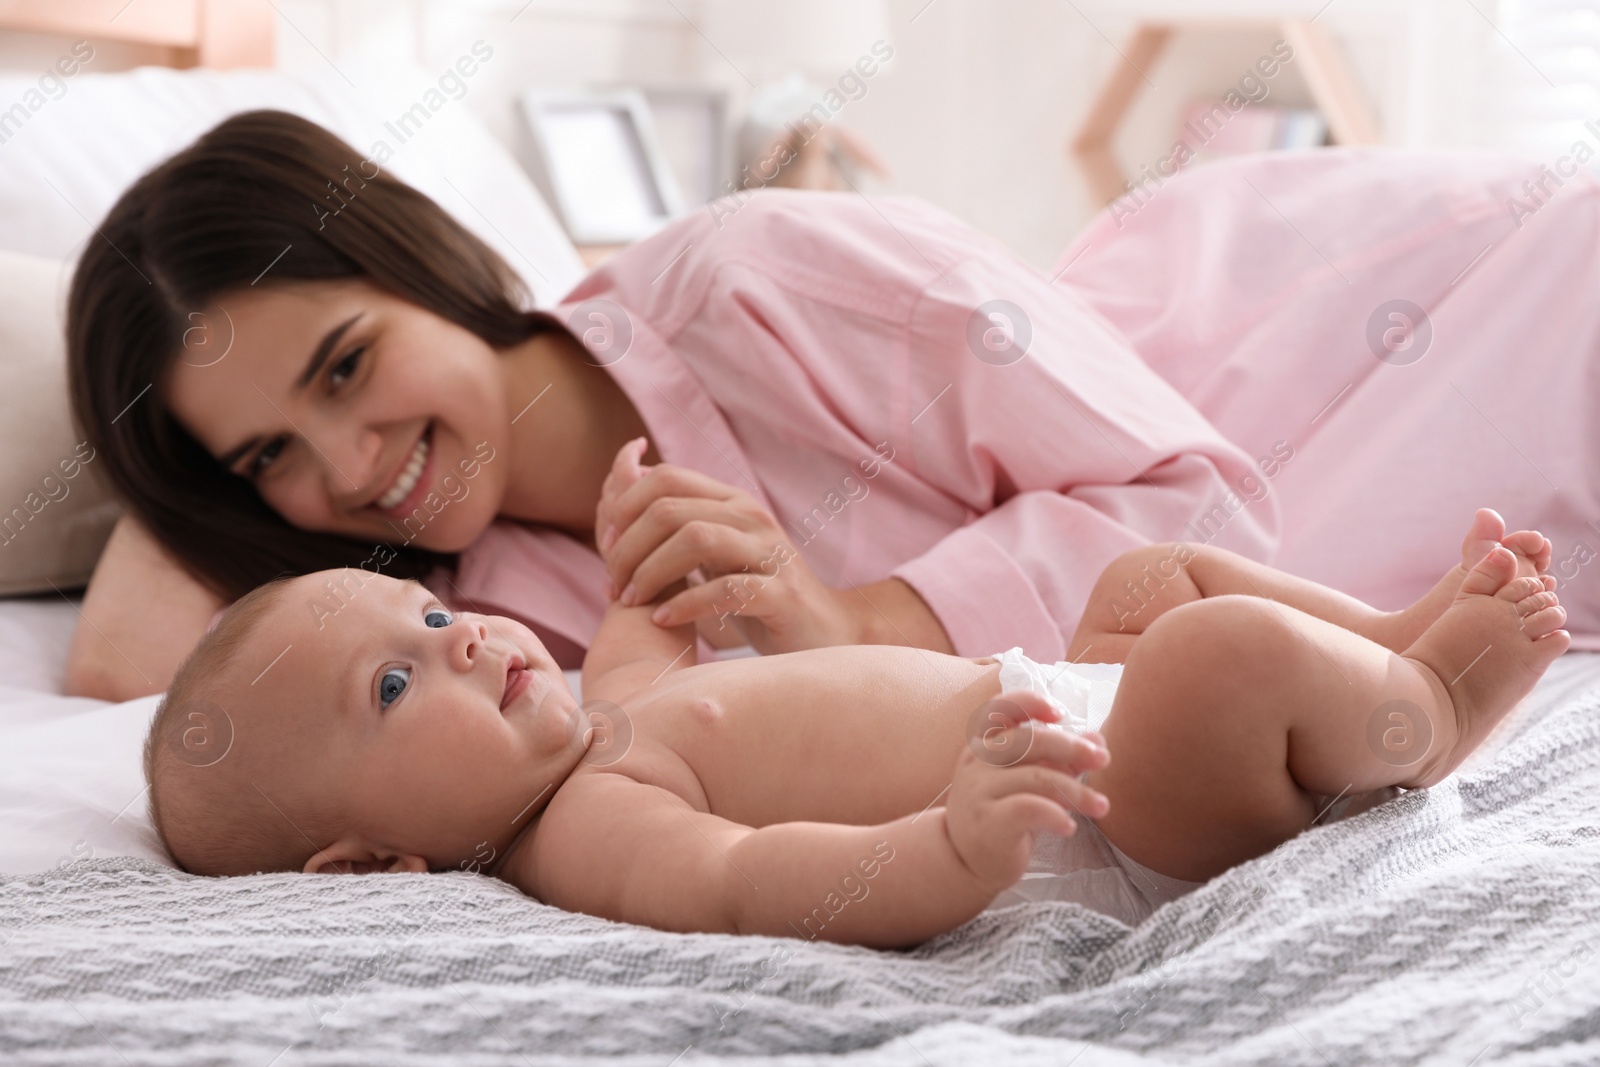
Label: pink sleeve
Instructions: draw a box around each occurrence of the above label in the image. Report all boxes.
[889,257,1278,662]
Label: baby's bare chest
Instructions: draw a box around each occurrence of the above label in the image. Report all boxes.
[574,647,1002,827]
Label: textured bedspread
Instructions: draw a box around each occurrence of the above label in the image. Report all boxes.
[3,673,1599,1066]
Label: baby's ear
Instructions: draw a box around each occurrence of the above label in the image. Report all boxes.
[304,839,428,875]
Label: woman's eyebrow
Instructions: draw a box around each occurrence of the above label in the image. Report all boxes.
[294,313,363,392]
[217,435,260,470]
[214,313,365,469]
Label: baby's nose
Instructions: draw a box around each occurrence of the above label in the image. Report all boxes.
[457,617,491,666]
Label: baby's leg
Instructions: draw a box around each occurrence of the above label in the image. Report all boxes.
[1083,546,1568,882]
[1069,513,1552,664]
[1069,541,1403,663]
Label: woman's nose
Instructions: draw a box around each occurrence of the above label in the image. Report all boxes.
[316,425,385,498]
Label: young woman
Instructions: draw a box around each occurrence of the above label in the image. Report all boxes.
[65,110,1277,701]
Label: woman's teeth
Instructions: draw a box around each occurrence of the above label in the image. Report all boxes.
[376,434,430,510]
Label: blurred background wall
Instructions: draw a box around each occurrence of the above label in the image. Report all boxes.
[0,0,1588,269]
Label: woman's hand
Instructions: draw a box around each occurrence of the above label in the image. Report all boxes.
[594,439,953,654]
[64,514,226,700]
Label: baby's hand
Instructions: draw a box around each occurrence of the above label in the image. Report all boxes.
[944,691,1111,893]
[596,437,650,567]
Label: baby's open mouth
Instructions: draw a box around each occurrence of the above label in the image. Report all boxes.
[501,656,533,712]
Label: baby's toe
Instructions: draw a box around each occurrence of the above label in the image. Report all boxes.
[1516,589,1560,617]
[1520,603,1568,639]
[1464,545,1520,596]
[1501,531,1549,578]
[1462,508,1507,568]
[1500,576,1548,604]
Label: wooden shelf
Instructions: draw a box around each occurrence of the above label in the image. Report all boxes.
[0,0,274,68]
[1071,18,1379,207]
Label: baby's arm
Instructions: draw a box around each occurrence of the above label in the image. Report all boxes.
[582,600,698,701]
[513,694,1108,948]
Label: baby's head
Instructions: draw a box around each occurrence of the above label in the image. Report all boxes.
[146,570,582,877]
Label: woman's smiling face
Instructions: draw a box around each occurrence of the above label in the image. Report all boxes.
[165,279,511,552]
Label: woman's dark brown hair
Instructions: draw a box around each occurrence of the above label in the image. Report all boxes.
[69,110,546,599]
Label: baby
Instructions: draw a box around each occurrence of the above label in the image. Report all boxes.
[145,443,1571,945]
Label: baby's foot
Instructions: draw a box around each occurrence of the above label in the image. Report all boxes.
[1464,506,1551,579]
[1399,545,1570,788]
[1382,510,1550,651]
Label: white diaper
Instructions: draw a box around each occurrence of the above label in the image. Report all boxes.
[981,647,1203,927]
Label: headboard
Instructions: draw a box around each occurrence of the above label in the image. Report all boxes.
[0,0,273,68]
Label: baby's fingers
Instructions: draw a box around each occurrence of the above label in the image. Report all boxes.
[991,765,1110,824]
[1021,725,1110,775]
[965,692,1059,768]
[965,693,1110,774]
[998,794,1080,840]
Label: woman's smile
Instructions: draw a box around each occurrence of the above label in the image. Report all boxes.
[160,278,526,554]
[374,422,435,516]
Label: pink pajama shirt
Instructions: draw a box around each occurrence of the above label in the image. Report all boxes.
[438,190,1276,661]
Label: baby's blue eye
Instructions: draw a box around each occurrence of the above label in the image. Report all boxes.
[379,667,411,708]
[425,608,453,628]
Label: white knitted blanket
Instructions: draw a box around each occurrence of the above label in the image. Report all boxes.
[4,673,1598,1065]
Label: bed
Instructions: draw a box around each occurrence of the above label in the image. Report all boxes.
[4,24,1600,1067]
[5,587,1600,1064]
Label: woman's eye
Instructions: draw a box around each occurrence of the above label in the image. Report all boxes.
[329,346,365,388]
[378,666,411,709]
[424,608,453,628]
[248,437,287,478]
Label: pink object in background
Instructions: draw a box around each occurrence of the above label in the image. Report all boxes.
[1060,148,1600,649]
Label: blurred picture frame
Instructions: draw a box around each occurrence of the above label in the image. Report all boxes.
[634,85,729,207]
[516,89,685,245]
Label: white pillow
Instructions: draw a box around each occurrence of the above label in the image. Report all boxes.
[0,691,166,871]
[0,63,585,305]
[0,598,165,869]
[0,250,121,594]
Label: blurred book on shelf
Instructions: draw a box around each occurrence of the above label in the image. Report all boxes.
[1175,100,1328,167]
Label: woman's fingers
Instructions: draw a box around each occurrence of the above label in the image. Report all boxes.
[596,438,651,550]
[606,497,766,596]
[619,519,770,605]
[601,437,647,495]
[650,573,769,628]
[608,464,743,537]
